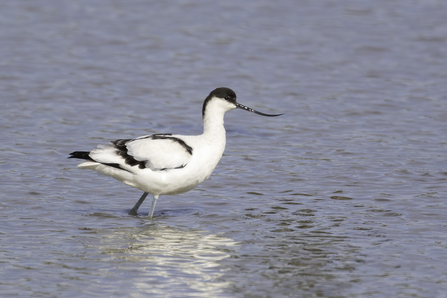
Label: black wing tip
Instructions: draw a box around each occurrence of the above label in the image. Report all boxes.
[68,151,93,161]
[68,151,131,172]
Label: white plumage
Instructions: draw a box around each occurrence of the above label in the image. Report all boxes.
[69,87,282,219]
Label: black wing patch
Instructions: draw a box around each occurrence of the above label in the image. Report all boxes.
[111,138,147,169]
[151,134,193,155]
[102,162,132,173]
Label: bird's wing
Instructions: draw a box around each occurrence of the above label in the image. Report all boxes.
[106,134,193,171]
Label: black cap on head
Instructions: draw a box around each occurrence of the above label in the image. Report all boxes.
[202,87,237,117]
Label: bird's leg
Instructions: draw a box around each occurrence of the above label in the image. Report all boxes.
[128,192,149,215]
[148,195,159,220]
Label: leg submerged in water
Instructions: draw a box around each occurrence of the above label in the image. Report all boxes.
[128,192,149,216]
[148,195,159,220]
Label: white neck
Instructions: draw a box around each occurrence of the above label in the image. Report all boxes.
[196,97,237,170]
[203,102,227,138]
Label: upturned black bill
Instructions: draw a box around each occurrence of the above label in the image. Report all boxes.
[236,103,283,117]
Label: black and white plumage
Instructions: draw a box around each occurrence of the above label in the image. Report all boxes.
[69,87,282,219]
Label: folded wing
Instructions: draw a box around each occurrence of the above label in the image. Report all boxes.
[89,134,193,171]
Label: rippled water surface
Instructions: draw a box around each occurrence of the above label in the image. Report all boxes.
[1,0,447,297]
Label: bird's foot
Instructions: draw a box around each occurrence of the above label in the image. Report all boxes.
[128,208,138,216]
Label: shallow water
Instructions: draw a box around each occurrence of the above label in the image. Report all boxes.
[1,0,447,297]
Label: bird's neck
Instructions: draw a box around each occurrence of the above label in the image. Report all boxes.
[202,107,227,141]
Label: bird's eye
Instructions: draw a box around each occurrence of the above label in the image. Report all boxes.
[225,96,231,100]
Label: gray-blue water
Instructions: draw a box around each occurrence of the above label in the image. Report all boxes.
[1,1,447,297]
